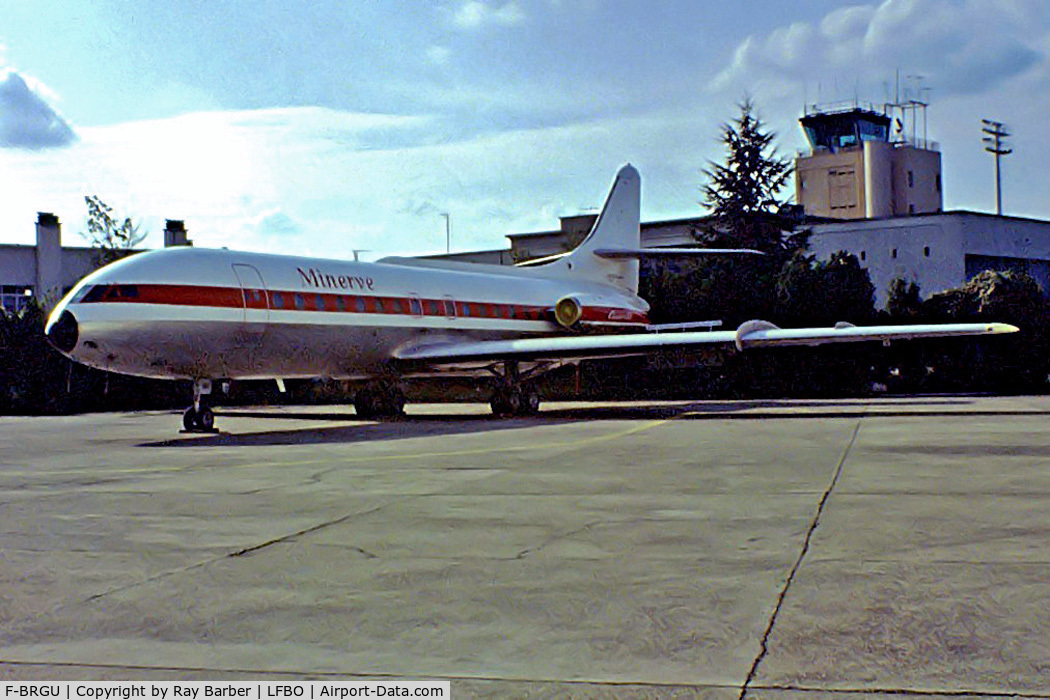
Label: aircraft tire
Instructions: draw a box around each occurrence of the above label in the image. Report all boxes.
[197,407,215,431]
[355,386,404,418]
[490,389,523,418]
[354,390,376,419]
[518,391,540,416]
[489,391,507,417]
[183,407,197,431]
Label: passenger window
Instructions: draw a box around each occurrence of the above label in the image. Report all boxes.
[272,292,284,309]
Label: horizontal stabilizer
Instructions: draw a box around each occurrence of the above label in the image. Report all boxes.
[594,247,764,258]
[516,246,765,268]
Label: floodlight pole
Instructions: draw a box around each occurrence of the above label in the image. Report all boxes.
[440,212,451,254]
[981,119,1012,216]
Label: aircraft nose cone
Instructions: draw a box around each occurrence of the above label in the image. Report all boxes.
[46,310,79,354]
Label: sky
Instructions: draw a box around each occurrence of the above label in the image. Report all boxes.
[0,0,1047,259]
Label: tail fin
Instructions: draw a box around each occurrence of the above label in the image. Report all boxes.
[549,164,641,293]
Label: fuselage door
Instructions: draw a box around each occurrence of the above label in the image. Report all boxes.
[232,263,269,346]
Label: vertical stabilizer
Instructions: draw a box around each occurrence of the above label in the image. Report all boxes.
[550,164,641,293]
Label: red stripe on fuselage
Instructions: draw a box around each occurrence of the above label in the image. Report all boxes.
[76,283,649,326]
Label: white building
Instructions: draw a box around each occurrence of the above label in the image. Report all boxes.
[808,211,1050,304]
[488,209,1050,307]
[0,215,190,313]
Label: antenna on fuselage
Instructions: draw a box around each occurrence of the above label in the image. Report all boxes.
[352,249,371,262]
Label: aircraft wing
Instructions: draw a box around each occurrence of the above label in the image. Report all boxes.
[394,320,1018,365]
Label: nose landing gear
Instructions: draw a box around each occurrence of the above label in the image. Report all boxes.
[182,379,219,433]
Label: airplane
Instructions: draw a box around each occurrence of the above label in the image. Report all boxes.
[44,164,1017,432]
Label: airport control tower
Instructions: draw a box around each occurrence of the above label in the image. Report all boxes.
[795,102,942,219]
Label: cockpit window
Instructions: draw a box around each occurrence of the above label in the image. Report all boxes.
[73,285,109,303]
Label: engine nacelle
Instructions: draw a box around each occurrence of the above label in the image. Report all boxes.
[552,295,648,331]
[554,296,584,328]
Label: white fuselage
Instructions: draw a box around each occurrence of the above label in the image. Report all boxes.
[47,247,650,381]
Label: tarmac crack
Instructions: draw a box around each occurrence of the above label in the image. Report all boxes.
[514,521,602,560]
[739,419,862,700]
[748,681,1050,698]
[228,507,382,559]
[70,503,390,609]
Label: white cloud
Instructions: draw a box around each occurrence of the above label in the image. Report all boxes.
[451,1,525,31]
[0,103,723,258]
[0,69,77,149]
[426,45,452,67]
[713,0,1046,99]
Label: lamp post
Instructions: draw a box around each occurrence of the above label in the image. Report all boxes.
[981,119,1012,216]
[440,212,451,254]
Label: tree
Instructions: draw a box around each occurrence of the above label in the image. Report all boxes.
[673,98,810,325]
[885,278,923,320]
[698,97,805,256]
[879,270,1049,393]
[814,251,876,324]
[80,195,146,266]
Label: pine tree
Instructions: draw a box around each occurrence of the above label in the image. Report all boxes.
[670,98,808,325]
[698,98,803,255]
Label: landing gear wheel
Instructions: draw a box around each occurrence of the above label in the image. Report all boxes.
[183,407,198,431]
[197,406,215,431]
[489,362,542,417]
[489,390,509,417]
[181,378,219,433]
[491,388,537,417]
[520,391,540,416]
[354,383,406,419]
[354,389,376,419]
[182,405,216,432]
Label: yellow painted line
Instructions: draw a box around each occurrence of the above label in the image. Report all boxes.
[266,415,683,468]
[19,413,695,477]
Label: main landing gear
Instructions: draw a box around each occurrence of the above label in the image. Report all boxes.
[183,378,219,433]
[489,362,541,418]
[354,381,406,419]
